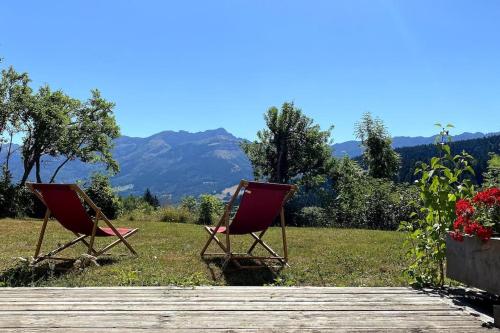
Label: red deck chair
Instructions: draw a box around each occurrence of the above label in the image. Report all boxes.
[200,180,297,269]
[27,183,138,263]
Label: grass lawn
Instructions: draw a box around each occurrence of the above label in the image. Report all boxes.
[0,218,409,287]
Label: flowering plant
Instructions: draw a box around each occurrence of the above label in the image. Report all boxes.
[450,188,500,242]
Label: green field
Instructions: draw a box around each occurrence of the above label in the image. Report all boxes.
[0,218,409,287]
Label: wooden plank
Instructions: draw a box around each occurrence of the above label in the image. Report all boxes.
[0,303,461,311]
[0,327,487,333]
[0,313,485,329]
[0,287,487,332]
[0,329,488,333]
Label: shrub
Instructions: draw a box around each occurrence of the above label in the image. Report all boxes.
[120,195,153,213]
[120,195,156,221]
[294,206,330,227]
[323,156,420,230]
[0,168,18,218]
[0,168,34,218]
[159,206,195,224]
[483,154,500,188]
[84,174,122,219]
[197,194,224,225]
[180,195,198,213]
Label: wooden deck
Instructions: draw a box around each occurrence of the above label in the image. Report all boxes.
[0,287,493,332]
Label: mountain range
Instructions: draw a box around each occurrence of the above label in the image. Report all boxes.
[1,129,497,202]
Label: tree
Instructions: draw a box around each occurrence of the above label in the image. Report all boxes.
[48,89,120,183]
[17,86,120,185]
[143,188,160,208]
[19,85,77,184]
[355,113,400,179]
[0,66,31,170]
[241,102,332,184]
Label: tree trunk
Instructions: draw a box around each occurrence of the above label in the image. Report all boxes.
[49,156,71,183]
[276,139,288,183]
[35,157,42,183]
[5,132,13,169]
[20,160,35,186]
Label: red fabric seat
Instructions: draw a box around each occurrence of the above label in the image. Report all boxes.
[99,227,134,237]
[210,226,227,233]
[201,180,297,269]
[219,181,294,235]
[29,183,129,237]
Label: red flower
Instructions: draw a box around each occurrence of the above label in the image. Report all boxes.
[453,215,467,230]
[450,231,464,242]
[473,188,500,206]
[455,199,474,216]
[463,221,477,235]
[452,188,499,243]
[476,225,493,242]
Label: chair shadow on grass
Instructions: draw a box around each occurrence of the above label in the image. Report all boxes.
[202,257,284,285]
[0,257,118,287]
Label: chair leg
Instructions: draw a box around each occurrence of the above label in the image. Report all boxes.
[200,217,226,256]
[249,232,287,265]
[87,212,99,255]
[280,208,288,263]
[34,209,50,259]
[76,233,98,256]
[33,234,89,264]
[201,226,229,254]
[247,229,267,254]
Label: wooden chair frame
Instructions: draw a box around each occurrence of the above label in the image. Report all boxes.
[200,180,297,270]
[27,183,138,264]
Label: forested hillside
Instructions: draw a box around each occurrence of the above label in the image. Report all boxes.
[395,135,500,184]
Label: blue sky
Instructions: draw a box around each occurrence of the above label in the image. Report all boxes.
[1,1,499,143]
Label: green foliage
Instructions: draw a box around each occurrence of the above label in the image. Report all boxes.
[400,126,475,287]
[0,168,19,218]
[293,206,329,227]
[119,195,156,221]
[143,188,160,208]
[0,66,31,171]
[327,157,368,227]
[241,101,332,184]
[84,174,122,220]
[20,85,77,183]
[0,63,120,186]
[324,157,419,230]
[355,112,400,179]
[0,167,33,218]
[159,206,195,224]
[483,153,500,188]
[197,194,224,225]
[180,195,198,213]
[48,89,120,183]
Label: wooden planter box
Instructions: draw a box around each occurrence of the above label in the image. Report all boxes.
[446,234,500,294]
[446,234,500,326]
